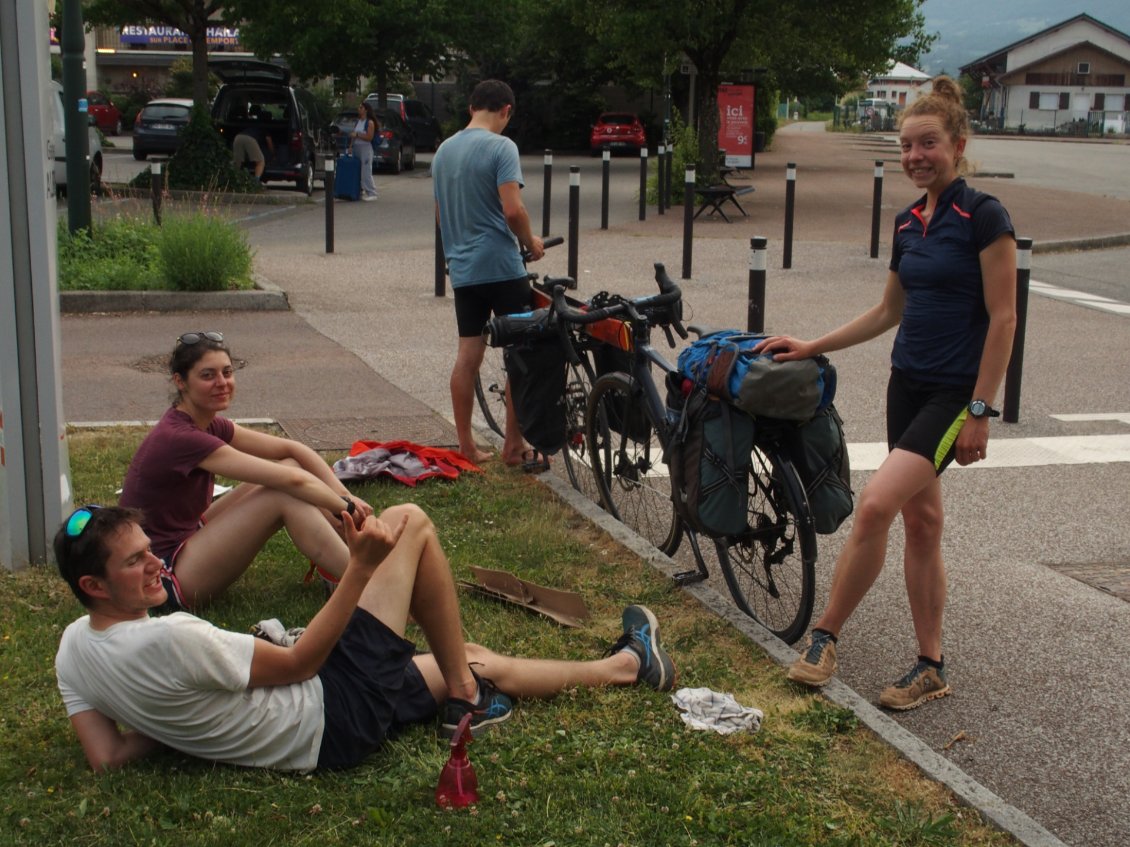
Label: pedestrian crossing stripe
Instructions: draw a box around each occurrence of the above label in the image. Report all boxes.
[848,433,1130,471]
[1030,279,1130,316]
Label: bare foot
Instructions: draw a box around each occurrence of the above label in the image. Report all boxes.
[460,445,493,464]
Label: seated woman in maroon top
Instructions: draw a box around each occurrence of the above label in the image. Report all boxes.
[120,331,373,610]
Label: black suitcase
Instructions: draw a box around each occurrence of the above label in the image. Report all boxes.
[334,153,361,201]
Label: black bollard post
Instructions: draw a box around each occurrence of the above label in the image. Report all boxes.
[601,146,610,230]
[747,236,768,332]
[150,160,163,226]
[542,150,552,237]
[659,145,668,212]
[656,143,665,216]
[324,156,335,254]
[435,219,446,297]
[783,162,796,269]
[1003,237,1033,423]
[682,164,695,280]
[638,147,648,221]
[869,160,884,259]
[568,166,580,282]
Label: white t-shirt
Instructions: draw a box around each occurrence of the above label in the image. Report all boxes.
[56,612,324,772]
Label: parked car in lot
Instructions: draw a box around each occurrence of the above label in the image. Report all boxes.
[131,98,194,160]
[210,58,326,195]
[403,99,442,151]
[333,106,416,173]
[85,90,123,135]
[589,112,646,154]
[50,81,103,195]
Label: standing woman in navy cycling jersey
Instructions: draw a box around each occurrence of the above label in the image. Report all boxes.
[755,77,1017,710]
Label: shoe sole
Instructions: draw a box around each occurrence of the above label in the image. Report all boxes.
[879,684,951,711]
[439,710,512,738]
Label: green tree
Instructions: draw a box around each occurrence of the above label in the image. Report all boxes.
[82,0,225,108]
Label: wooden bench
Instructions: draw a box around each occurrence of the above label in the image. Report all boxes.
[693,184,755,222]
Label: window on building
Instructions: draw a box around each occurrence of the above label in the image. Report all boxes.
[1077,62,1090,75]
[1059,92,1069,110]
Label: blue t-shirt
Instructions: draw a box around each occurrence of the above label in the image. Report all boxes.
[432,128,526,287]
[889,178,1014,384]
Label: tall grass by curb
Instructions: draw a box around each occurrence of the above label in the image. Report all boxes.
[0,427,1015,847]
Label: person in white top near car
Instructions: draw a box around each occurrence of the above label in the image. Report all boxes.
[350,101,379,201]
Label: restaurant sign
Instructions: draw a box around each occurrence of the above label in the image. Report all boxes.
[120,26,242,47]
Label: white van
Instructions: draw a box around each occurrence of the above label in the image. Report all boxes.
[49,81,103,196]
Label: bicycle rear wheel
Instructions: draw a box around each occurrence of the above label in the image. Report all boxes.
[586,371,681,555]
[560,357,602,502]
[715,445,817,644]
[474,346,507,438]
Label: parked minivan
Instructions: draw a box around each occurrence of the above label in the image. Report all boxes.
[210,58,325,194]
[49,81,103,196]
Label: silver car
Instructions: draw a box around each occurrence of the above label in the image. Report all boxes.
[49,81,103,196]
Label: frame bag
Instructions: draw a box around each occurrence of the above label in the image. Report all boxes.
[666,375,755,538]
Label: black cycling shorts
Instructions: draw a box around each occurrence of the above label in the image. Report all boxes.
[453,276,532,338]
[886,368,974,475]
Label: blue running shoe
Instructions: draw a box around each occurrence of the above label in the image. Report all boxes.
[608,605,676,691]
[440,671,513,737]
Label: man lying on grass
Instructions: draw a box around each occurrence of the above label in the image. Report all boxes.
[53,504,675,772]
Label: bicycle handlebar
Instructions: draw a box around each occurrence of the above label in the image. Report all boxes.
[551,263,688,339]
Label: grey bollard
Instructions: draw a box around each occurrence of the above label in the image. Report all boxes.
[568,166,580,282]
[324,156,335,254]
[638,147,648,221]
[1003,237,1033,423]
[656,144,665,216]
[870,160,883,258]
[150,160,163,226]
[601,146,610,230]
[542,150,552,237]
[747,236,768,332]
[783,162,796,269]
[682,164,695,279]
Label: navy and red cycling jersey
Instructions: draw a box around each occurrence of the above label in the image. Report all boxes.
[889,178,1014,384]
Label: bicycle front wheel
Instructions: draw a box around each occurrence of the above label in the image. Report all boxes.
[560,357,603,503]
[474,345,507,438]
[586,372,681,555]
[715,446,817,644]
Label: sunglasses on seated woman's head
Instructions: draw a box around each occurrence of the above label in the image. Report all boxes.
[176,331,224,347]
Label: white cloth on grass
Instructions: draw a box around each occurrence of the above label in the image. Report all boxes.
[671,687,763,734]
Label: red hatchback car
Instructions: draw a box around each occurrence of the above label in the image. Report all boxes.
[85,91,123,135]
[589,112,646,155]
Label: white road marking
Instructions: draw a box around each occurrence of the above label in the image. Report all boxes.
[849,433,1130,471]
[1029,279,1130,316]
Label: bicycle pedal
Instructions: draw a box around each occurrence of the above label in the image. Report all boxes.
[672,569,707,586]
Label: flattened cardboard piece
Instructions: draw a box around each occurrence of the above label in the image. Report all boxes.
[458,566,590,627]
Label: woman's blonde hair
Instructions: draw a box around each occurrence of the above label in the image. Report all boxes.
[899,76,970,171]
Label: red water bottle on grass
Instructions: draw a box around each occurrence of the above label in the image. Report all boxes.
[435,713,478,808]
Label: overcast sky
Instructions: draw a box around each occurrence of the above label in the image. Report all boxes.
[918,0,1130,73]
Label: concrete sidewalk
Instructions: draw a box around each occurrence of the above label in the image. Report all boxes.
[62,123,1130,847]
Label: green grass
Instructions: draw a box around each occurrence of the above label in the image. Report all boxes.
[0,428,1016,846]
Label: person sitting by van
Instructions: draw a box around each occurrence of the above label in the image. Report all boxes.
[232,132,265,179]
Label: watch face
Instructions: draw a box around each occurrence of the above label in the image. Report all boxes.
[969,400,986,417]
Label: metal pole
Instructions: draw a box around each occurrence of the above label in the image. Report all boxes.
[1003,237,1033,423]
[682,164,695,280]
[869,160,884,258]
[542,150,552,237]
[568,166,580,282]
[601,147,610,230]
[783,162,796,269]
[150,161,163,226]
[435,219,446,297]
[656,144,665,215]
[664,145,673,210]
[61,0,91,232]
[747,236,768,332]
[638,147,648,221]
[324,157,335,254]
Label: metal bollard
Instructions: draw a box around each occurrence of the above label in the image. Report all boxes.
[747,236,768,332]
[1003,237,1033,423]
[150,160,163,225]
[601,146,610,230]
[638,147,648,221]
[869,160,883,259]
[434,219,446,297]
[682,164,695,280]
[783,162,796,269]
[656,144,665,216]
[568,166,580,282]
[542,150,552,237]
[324,157,335,254]
[664,145,673,210]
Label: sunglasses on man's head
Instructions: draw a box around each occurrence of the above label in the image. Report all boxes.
[176,331,224,347]
[65,505,103,538]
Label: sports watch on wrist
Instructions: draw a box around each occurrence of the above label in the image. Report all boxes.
[967,399,1000,419]
[341,495,356,515]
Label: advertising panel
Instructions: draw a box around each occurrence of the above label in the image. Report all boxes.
[717,83,756,168]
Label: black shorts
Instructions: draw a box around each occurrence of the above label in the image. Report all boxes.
[316,609,438,769]
[886,368,974,475]
[453,276,532,337]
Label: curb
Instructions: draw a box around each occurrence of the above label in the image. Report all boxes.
[59,275,289,314]
[1033,232,1130,253]
[536,471,1070,847]
[101,183,315,207]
